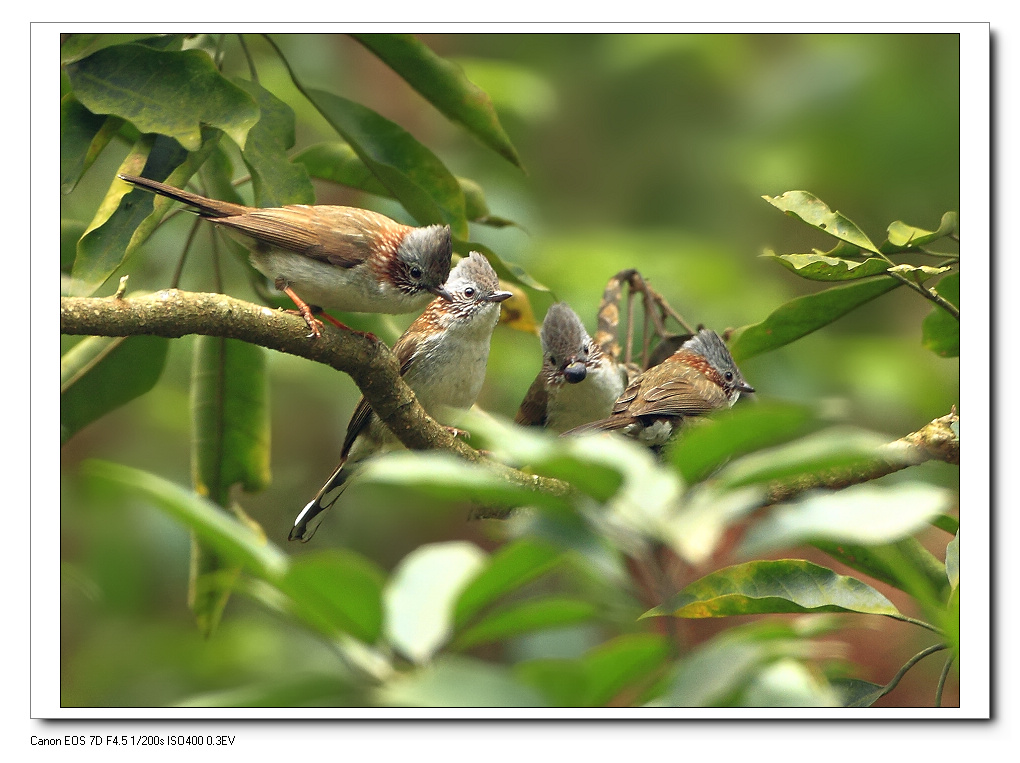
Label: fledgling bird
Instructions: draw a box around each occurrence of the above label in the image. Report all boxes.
[564,329,754,447]
[289,251,512,542]
[515,302,628,433]
[118,173,453,337]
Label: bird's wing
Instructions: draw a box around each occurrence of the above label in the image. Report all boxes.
[515,374,549,427]
[628,374,727,418]
[213,206,389,268]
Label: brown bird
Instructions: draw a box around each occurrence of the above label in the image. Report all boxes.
[515,302,628,433]
[564,329,754,447]
[118,173,453,337]
[289,252,512,542]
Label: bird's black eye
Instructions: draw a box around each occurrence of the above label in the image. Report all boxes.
[583,343,590,353]
[464,287,475,298]
[409,266,423,280]
[724,371,734,381]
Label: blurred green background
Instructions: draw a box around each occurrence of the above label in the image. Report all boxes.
[60,33,960,707]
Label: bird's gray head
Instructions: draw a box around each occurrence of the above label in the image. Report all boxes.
[681,329,755,402]
[441,252,513,314]
[394,224,453,300]
[540,303,594,384]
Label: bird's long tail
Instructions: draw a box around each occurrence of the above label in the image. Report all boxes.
[118,173,248,218]
[288,460,355,542]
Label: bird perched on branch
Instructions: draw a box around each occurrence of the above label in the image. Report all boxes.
[289,252,512,541]
[564,329,754,447]
[118,173,453,337]
[515,302,628,433]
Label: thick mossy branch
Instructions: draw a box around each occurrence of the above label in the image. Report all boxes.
[60,289,572,501]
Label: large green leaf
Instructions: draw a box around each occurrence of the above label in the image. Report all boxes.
[763,190,880,253]
[280,550,387,644]
[303,88,468,238]
[190,336,271,503]
[646,559,901,620]
[921,272,960,357]
[452,597,597,650]
[60,32,184,65]
[738,482,953,558]
[811,537,948,597]
[60,334,169,444]
[383,542,487,663]
[64,43,258,151]
[667,400,820,484]
[355,450,573,512]
[234,79,314,208]
[81,460,287,581]
[454,538,562,627]
[580,633,671,707]
[727,276,902,361]
[351,33,523,169]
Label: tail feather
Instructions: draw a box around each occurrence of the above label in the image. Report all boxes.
[118,173,248,218]
[288,460,354,542]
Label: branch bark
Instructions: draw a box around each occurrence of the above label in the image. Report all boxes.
[60,289,573,501]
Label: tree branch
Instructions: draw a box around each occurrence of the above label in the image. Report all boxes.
[764,409,960,505]
[60,289,572,501]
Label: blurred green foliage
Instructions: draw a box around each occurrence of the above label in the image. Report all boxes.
[59,32,961,709]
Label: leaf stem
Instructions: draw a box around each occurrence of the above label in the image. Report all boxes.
[935,653,955,707]
[877,642,948,701]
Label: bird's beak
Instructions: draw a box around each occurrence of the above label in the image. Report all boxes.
[738,382,755,395]
[563,360,588,384]
[486,290,514,303]
[431,285,454,302]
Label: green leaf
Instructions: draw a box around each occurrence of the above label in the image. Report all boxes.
[280,550,387,644]
[383,542,487,663]
[922,272,960,357]
[716,426,887,489]
[72,131,219,295]
[356,450,572,512]
[668,400,820,484]
[190,335,272,503]
[453,598,597,650]
[60,32,184,65]
[454,539,562,627]
[304,88,468,238]
[830,677,886,707]
[60,94,122,193]
[738,482,953,558]
[375,655,546,707]
[234,79,314,208]
[882,211,959,250]
[351,33,523,169]
[581,633,671,707]
[514,659,590,707]
[763,190,880,253]
[727,276,902,362]
[64,44,258,151]
[646,559,901,620]
[811,537,946,596]
[946,531,960,591]
[188,531,243,638]
[764,251,893,281]
[60,334,169,444]
[292,142,504,224]
[81,460,287,582]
